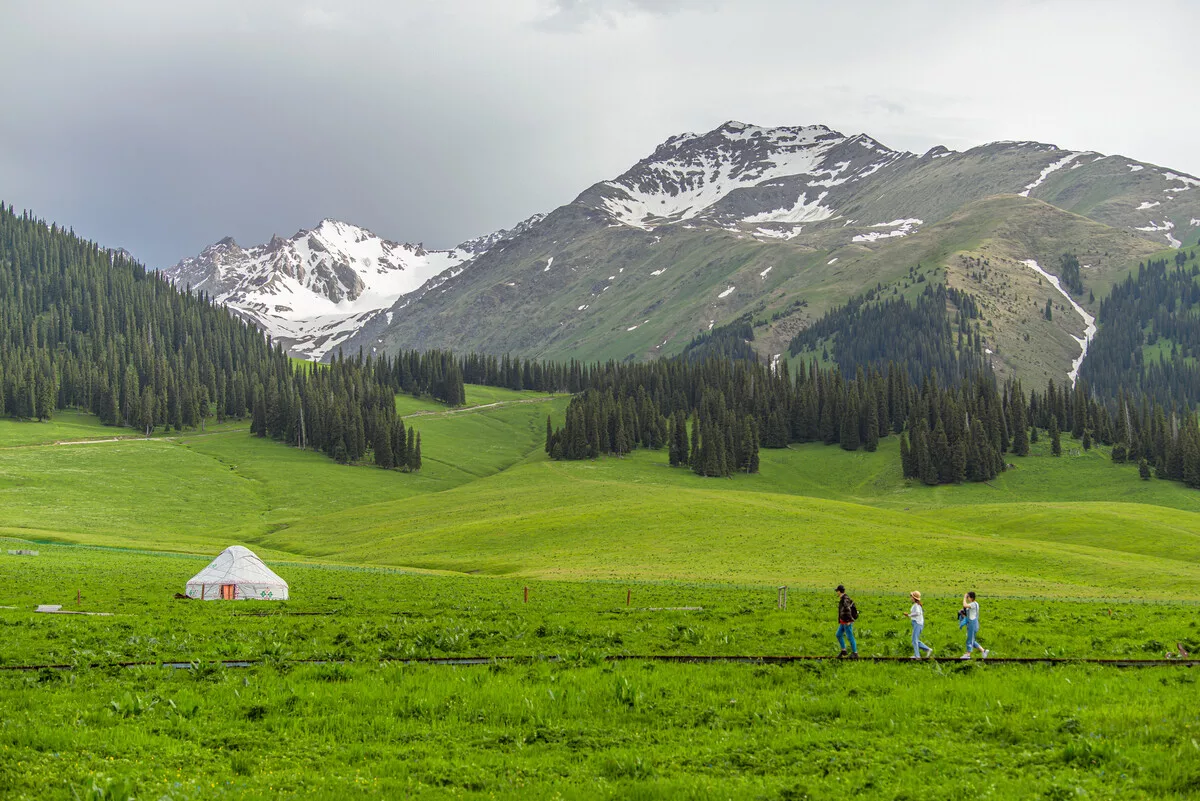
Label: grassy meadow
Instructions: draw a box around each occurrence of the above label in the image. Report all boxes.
[3,386,1200,798]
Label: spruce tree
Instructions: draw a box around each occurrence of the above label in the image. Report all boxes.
[840,394,860,451]
[864,397,879,452]
[1050,417,1062,456]
[374,416,395,469]
[900,434,913,479]
[1011,396,1029,456]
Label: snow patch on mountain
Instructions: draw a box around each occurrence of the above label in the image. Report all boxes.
[1019,152,1084,197]
[1136,201,1160,210]
[1021,259,1096,385]
[1162,172,1200,189]
[852,219,923,243]
[742,191,835,224]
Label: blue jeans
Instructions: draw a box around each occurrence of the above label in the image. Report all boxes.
[912,621,931,657]
[837,623,857,653]
[965,619,980,651]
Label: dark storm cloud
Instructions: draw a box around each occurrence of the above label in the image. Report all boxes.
[0,0,1197,268]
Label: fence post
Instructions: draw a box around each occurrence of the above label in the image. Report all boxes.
[524,586,528,604]
[76,589,81,607]
[626,589,631,607]
[777,586,788,610]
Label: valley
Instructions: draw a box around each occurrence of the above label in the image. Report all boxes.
[4,388,1200,799]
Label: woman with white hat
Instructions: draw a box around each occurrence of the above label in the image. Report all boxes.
[905,591,933,659]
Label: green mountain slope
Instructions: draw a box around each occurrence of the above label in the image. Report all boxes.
[339,123,1197,377]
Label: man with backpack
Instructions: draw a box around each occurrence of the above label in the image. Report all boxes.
[835,584,859,658]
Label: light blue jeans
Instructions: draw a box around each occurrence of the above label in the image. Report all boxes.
[912,621,931,657]
[837,623,857,654]
[965,619,980,651]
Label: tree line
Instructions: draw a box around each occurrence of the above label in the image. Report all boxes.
[0,203,426,471]
[787,282,989,385]
[1077,253,1200,411]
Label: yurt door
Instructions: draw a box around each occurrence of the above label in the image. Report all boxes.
[221,584,235,600]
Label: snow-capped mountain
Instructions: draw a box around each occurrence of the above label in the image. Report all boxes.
[568,120,1200,249]
[578,122,902,232]
[338,120,1200,371]
[162,219,476,359]
[166,120,1200,370]
[162,215,552,359]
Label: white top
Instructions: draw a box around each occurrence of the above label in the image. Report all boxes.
[909,603,924,626]
[185,545,289,600]
[965,601,979,621]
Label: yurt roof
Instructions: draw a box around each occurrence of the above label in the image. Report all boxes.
[186,545,288,588]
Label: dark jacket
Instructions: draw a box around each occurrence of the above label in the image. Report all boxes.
[838,594,856,624]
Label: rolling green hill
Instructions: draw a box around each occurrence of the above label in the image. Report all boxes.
[4,387,1200,600]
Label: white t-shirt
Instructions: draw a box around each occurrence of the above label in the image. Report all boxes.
[965,601,979,621]
[909,603,924,626]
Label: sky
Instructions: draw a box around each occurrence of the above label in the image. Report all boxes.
[2,0,1197,267]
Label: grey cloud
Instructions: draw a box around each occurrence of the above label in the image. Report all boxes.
[0,0,1196,268]
[536,0,709,31]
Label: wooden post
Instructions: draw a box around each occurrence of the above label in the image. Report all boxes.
[76,589,81,607]
[523,586,528,604]
[626,589,631,607]
[777,586,788,610]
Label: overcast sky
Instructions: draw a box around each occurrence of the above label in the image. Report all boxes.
[2,0,1196,266]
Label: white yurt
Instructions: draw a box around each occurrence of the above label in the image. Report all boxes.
[185,546,289,600]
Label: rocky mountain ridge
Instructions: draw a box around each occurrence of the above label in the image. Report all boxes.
[164,121,1200,375]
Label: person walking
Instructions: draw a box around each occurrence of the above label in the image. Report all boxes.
[835,584,859,658]
[960,591,989,659]
[905,591,933,659]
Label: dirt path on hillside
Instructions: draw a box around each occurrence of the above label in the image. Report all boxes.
[400,396,559,419]
[0,427,250,451]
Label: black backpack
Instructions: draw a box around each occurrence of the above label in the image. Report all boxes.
[843,597,859,622]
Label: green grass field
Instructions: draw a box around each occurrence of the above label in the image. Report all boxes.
[4,388,1200,798]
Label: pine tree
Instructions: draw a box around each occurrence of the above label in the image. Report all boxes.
[1050,417,1062,456]
[840,394,860,451]
[899,434,914,479]
[1138,458,1151,480]
[374,415,395,469]
[689,412,701,467]
[1010,392,1029,456]
[545,415,553,454]
[864,397,879,452]
[931,420,952,483]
